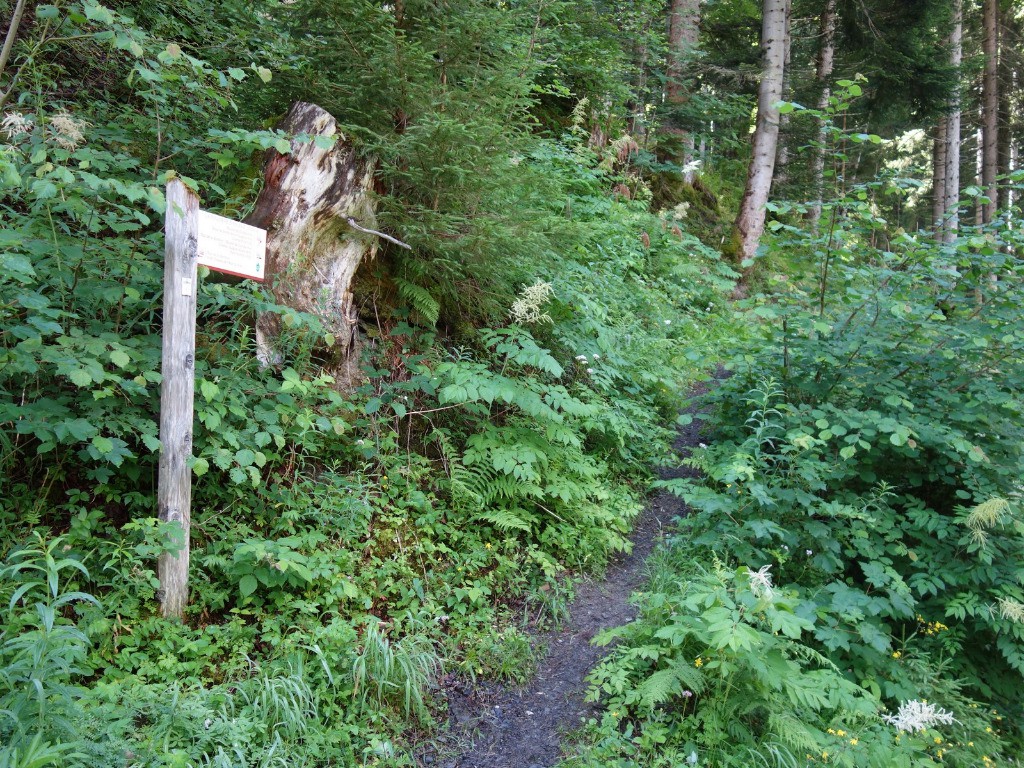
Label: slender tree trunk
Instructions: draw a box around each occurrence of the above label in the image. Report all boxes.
[975,127,985,224]
[0,0,28,85]
[808,0,838,232]
[628,5,654,140]
[774,18,794,189]
[665,0,700,180]
[996,29,1014,211]
[933,118,947,232]
[981,0,998,223]
[730,0,791,273]
[942,0,963,244]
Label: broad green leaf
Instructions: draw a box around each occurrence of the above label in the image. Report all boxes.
[239,574,258,597]
[92,435,114,454]
[200,380,220,402]
[83,2,115,24]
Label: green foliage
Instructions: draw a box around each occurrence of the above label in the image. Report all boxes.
[585,557,895,768]
[0,535,95,759]
[577,186,1024,764]
[351,621,440,723]
[455,625,535,684]
[0,0,742,762]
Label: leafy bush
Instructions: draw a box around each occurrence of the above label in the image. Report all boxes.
[578,196,1024,765]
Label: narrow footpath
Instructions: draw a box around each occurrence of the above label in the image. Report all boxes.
[439,381,712,768]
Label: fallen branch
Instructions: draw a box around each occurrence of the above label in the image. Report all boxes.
[346,217,412,250]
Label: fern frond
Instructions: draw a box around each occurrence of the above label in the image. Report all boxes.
[767,712,821,754]
[475,507,535,533]
[394,277,440,326]
[637,668,680,708]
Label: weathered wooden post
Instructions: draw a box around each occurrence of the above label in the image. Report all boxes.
[157,178,200,620]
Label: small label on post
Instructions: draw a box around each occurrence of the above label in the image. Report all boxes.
[197,210,267,281]
[182,278,193,296]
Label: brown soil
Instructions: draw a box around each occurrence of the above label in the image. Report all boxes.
[434,380,713,768]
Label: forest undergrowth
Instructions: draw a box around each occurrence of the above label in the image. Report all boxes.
[566,182,1024,768]
[3,2,1024,767]
[0,5,737,765]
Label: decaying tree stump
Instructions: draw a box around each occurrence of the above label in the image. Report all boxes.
[245,102,377,369]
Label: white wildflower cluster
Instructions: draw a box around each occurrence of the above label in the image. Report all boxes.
[997,597,1024,623]
[509,280,554,325]
[575,353,600,374]
[882,701,956,733]
[2,111,34,141]
[745,564,775,600]
[48,110,87,150]
[670,201,690,221]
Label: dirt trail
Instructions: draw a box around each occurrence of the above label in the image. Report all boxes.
[439,381,712,768]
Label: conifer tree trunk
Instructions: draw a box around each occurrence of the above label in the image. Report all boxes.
[627,18,652,139]
[933,118,948,232]
[808,0,838,232]
[996,17,1014,212]
[982,0,999,223]
[730,0,791,273]
[941,0,963,244]
[665,0,700,180]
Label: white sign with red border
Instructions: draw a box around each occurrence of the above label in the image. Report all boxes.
[197,210,266,281]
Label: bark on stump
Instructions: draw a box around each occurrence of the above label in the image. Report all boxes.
[245,102,377,373]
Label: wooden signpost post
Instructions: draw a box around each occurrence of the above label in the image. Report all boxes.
[157,179,266,619]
